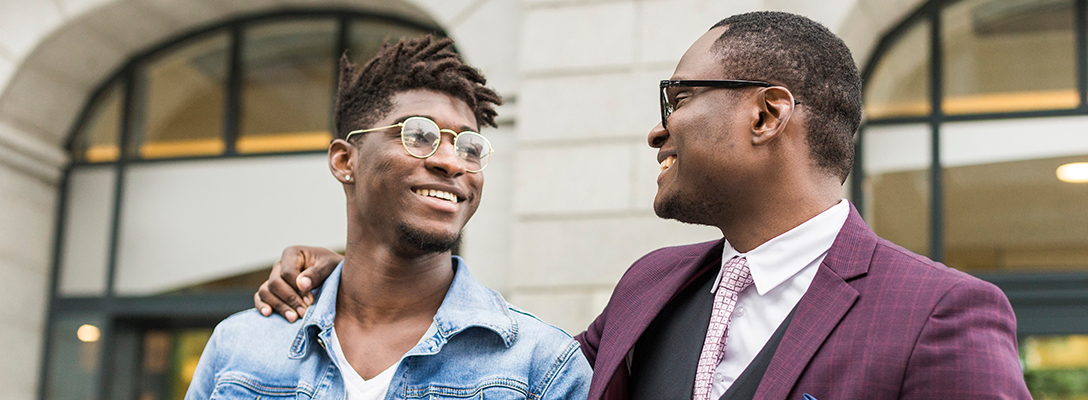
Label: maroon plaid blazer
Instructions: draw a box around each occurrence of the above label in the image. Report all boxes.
[575,204,1031,399]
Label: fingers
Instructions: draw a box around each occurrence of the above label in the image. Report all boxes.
[297,246,343,293]
[267,276,308,323]
[254,292,271,316]
[256,280,300,323]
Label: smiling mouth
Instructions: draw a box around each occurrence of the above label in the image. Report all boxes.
[415,189,459,204]
[660,155,676,172]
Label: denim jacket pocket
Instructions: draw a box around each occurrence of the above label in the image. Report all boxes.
[210,372,315,400]
[405,378,531,399]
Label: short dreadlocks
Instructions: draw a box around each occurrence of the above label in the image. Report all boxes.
[334,35,502,139]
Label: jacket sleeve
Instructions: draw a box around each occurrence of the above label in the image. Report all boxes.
[539,339,593,400]
[183,326,222,399]
[900,279,1031,399]
[575,311,604,368]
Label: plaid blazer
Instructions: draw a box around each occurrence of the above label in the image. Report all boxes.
[575,204,1031,400]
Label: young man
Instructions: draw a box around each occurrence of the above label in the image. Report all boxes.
[186,36,590,400]
[257,12,1031,399]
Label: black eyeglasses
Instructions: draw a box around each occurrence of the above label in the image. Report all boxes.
[659,79,799,129]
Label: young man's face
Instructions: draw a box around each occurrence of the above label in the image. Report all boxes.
[347,89,484,253]
[649,27,763,227]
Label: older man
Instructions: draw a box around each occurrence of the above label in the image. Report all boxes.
[257,12,1030,400]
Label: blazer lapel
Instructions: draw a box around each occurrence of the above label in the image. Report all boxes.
[753,205,877,399]
[595,240,724,398]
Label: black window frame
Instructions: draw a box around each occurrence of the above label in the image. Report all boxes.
[853,0,1088,338]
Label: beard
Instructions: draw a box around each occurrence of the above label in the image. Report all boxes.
[395,223,462,254]
[654,185,720,226]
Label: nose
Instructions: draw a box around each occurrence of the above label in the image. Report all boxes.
[424,133,467,178]
[648,121,669,149]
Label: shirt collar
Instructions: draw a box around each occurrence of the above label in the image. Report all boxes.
[718,199,849,296]
[290,256,517,358]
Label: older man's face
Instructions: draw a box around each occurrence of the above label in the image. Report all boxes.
[648,27,765,227]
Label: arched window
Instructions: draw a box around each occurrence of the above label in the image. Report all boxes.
[69,13,437,163]
[858,0,1088,396]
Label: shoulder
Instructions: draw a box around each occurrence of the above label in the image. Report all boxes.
[202,309,304,372]
[869,238,1004,297]
[616,239,722,287]
[503,303,591,394]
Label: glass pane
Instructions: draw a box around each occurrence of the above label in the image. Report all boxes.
[941,0,1077,114]
[1022,335,1088,399]
[44,313,104,400]
[942,118,1088,272]
[130,32,230,159]
[237,19,337,154]
[59,166,116,297]
[347,19,435,66]
[862,124,931,257]
[864,19,930,119]
[72,80,123,163]
[133,328,213,400]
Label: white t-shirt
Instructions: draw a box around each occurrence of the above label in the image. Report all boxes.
[329,323,437,400]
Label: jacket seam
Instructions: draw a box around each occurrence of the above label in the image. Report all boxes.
[533,339,582,400]
[898,279,967,394]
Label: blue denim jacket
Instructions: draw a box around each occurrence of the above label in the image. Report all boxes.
[185,257,591,399]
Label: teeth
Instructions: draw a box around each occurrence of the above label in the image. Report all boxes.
[415,189,459,204]
[659,156,676,171]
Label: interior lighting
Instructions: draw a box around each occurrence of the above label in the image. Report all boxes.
[77,324,101,343]
[1057,162,1088,183]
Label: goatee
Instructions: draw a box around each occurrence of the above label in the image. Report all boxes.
[395,223,461,254]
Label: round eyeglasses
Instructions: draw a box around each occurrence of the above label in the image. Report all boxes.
[345,116,494,173]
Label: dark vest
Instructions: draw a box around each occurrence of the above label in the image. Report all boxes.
[629,266,797,400]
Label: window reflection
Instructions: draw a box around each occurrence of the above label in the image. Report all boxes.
[130,32,230,159]
[73,80,122,163]
[237,19,337,154]
[862,125,932,257]
[133,328,212,400]
[864,20,930,119]
[944,154,1088,272]
[348,19,434,66]
[941,0,1077,114]
[1022,335,1088,399]
[43,314,103,400]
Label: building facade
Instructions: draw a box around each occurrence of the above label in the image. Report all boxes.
[0,0,1085,399]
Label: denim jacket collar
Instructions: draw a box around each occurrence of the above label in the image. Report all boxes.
[289,256,517,359]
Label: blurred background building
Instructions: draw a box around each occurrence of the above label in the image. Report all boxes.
[0,0,1086,399]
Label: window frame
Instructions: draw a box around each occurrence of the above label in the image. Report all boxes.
[854,0,1088,340]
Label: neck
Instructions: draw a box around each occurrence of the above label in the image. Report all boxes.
[335,232,454,327]
[718,172,842,253]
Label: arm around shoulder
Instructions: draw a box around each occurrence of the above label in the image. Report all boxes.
[901,278,1031,398]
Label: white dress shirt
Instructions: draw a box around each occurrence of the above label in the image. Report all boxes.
[709,199,849,398]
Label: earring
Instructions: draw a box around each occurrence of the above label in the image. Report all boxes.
[345,175,352,181]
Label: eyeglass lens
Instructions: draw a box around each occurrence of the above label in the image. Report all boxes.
[402,117,491,172]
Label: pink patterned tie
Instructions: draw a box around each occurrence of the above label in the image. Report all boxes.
[693,256,753,400]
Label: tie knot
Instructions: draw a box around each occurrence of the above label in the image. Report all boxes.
[720,256,753,293]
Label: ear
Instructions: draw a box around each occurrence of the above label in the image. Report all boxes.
[750,86,796,146]
[329,139,355,184]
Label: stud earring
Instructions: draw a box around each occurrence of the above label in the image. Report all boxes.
[345,175,352,181]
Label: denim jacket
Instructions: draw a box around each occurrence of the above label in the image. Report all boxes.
[185,257,591,399]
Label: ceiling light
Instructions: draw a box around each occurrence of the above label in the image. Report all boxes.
[77,324,100,343]
[1057,162,1088,183]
